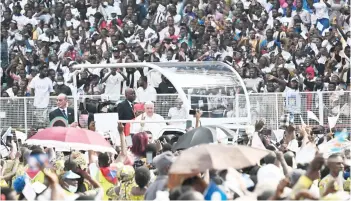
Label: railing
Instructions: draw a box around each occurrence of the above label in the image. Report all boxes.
[246,91,351,130]
[0,91,350,134]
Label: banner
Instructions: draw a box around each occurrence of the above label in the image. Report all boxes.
[285,90,301,114]
[94,113,120,146]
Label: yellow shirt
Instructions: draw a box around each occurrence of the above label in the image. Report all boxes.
[0,179,8,187]
[344,178,350,192]
[97,170,116,201]
[32,30,39,40]
[130,194,144,200]
[319,174,343,195]
[291,174,348,200]
[64,189,75,195]
[118,180,137,200]
[290,175,313,199]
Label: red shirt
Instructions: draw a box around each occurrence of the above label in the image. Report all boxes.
[64,50,78,61]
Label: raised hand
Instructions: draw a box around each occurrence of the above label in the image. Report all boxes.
[117,123,124,134]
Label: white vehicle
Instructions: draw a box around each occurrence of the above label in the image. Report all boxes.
[73,62,252,131]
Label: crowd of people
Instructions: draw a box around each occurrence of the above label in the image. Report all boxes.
[1,116,350,200]
[0,0,350,129]
[0,0,350,199]
[0,0,350,101]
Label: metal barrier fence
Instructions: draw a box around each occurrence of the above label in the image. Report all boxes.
[0,91,350,133]
[245,91,351,130]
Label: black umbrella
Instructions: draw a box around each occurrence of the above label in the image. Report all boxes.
[172,126,236,151]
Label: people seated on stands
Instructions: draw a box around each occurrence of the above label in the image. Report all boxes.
[130,101,166,140]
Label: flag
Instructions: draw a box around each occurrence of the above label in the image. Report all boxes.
[1,127,12,157]
[204,181,227,201]
[335,130,349,142]
[307,111,320,124]
[251,132,266,150]
[318,138,351,158]
[299,115,305,125]
[328,108,340,129]
[273,129,285,143]
[25,168,41,180]
[328,115,339,129]
[100,167,118,185]
[15,130,27,141]
[1,127,12,144]
[296,144,316,164]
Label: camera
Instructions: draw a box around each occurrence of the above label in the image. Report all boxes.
[84,98,118,113]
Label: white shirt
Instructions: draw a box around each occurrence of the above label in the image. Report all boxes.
[298,9,311,24]
[207,93,228,110]
[12,15,27,30]
[145,69,162,88]
[313,2,329,19]
[29,76,54,108]
[166,13,181,25]
[122,69,141,93]
[60,66,71,84]
[159,26,180,41]
[35,14,51,24]
[96,38,112,53]
[88,67,103,76]
[65,19,80,29]
[87,7,98,16]
[168,106,187,126]
[24,17,38,26]
[136,86,157,103]
[58,107,68,118]
[9,0,27,13]
[153,5,167,26]
[131,113,166,139]
[104,5,120,19]
[244,77,264,93]
[113,2,123,16]
[144,27,158,42]
[58,42,72,58]
[87,7,98,25]
[71,7,80,18]
[49,62,60,71]
[279,16,292,26]
[103,73,124,101]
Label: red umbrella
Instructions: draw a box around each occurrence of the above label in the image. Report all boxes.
[25,127,116,153]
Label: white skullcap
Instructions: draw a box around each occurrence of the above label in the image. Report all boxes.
[144,101,154,107]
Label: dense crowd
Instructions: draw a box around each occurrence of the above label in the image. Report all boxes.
[0,0,350,200]
[1,117,351,200]
[0,0,350,103]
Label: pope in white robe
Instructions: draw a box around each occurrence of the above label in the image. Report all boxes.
[130,101,166,140]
